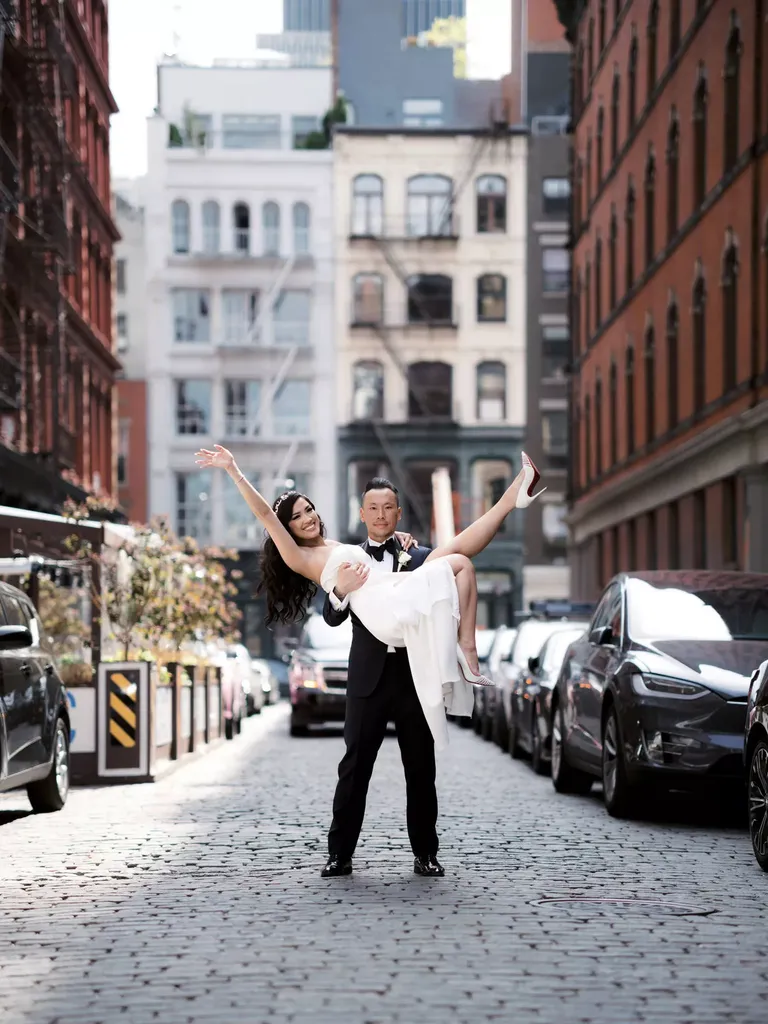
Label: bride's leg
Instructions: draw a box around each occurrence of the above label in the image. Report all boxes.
[441,554,480,674]
[425,465,526,562]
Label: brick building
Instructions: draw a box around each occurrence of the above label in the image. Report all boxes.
[0,0,119,514]
[559,0,768,598]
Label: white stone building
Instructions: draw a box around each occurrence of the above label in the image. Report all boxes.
[143,61,337,551]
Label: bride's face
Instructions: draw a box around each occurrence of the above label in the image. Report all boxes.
[288,497,322,543]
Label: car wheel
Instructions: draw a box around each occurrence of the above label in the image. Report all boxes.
[472,705,483,734]
[27,718,70,813]
[748,738,768,871]
[480,705,494,742]
[507,707,521,759]
[531,720,548,776]
[492,701,509,749]
[290,721,309,737]
[551,702,593,795]
[224,717,235,740]
[602,706,640,818]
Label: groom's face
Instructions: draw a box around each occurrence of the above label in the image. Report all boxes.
[360,488,401,543]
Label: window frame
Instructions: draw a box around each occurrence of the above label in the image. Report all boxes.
[476,274,507,323]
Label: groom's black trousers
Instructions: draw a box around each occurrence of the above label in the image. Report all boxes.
[328,649,438,861]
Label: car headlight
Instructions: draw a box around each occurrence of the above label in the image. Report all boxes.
[630,673,708,699]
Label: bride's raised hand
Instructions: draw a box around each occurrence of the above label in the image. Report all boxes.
[195,443,235,470]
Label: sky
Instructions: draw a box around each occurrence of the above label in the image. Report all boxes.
[108,0,512,180]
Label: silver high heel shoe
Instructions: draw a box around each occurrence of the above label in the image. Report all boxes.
[515,452,547,508]
[457,645,493,687]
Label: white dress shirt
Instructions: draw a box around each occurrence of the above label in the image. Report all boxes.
[328,536,397,651]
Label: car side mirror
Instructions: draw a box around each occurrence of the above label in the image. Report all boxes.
[0,625,33,650]
[590,625,614,646]
[528,656,540,673]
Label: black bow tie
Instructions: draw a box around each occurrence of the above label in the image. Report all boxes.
[369,538,398,562]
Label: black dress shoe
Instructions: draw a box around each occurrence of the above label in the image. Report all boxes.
[413,854,445,877]
[321,855,352,878]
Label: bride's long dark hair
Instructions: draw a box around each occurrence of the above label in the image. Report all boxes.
[257,491,326,625]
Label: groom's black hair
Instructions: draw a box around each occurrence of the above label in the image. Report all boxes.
[362,477,399,503]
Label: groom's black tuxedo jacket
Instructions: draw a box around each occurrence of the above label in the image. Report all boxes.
[322,538,431,699]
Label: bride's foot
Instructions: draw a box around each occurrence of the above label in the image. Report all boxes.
[459,641,479,675]
[456,644,493,687]
[515,452,547,508]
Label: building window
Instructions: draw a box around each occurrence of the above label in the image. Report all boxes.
[644,145,655,268]
[407,274,453,324]
[584,393,592,482]
[627,518,637,571]
[292,202,310,255]
[262,201,280,256]
[721,234,739,392]
[693,490,707,568]
[221,290,258,345]
[669,0,681,57]
[407,175,453,237]
[584,257,591,338]
[171,199,190,254]
[625,344,635,455]
[647,508,657,569]
[274,289,310,346]
[176,471,211,543]
[542,325,569,380]
[723,477,738,567]
[542,178,570,217]
[723,15,742,174]
[476,175,507,232]
[586,134,592,207]
[222,114,281,149]
[542,248,570,293]
[594,373,603,475]
[575,44,584,114]
[594,234,602,327]
[202,200,220,254]
[666,299,679,429]
[587,16,595,80]
[233,202,251,254]
[116,258,126,294]
[352,273,384,325]
[402,98,443,126]
[117,420,129,485]
[476,361,506,422]
[224,471,262,547]
[668,500,680,569]
[542,410,568,459]
[693,65,708,208]
[273,379,311,436]
[692,271,707,413]
[611,65,620,162]
[408,361,452,419]
[666,110,680,241]
[225,380,261,437]
[116,313,128,352]
[542,503,569,548]
[573,272,582,356]
[291,115,320,148]
[352,174,383,236]
[598,0,606,52]
[647,0,659,96]
[608,205,618,309]
[172,289,210,342]
[175,380,211,435]
[644,322,655,445]
[476,274,507,322]
[625,176,635,290]
[627,28,638,132]
[609,360,618,466]
[596,106,604,183]
[471,461,514,535]
[574,160,583,228]
[352,360,384,420]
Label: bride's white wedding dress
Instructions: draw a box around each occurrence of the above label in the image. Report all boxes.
[320,544,474,751]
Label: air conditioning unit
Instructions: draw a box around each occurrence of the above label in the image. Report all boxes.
[531,115,571,135]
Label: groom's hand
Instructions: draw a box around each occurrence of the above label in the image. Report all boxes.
[334,562,370,598]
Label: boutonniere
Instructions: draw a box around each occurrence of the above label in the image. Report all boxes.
[397,550,412,569]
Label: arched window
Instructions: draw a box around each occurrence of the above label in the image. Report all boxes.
[647,0,659,96]
[666,109,680,241]
[352,360,384,420]
[692,269,707,413]
[693,64,708,208]
[202,200,220,254]
[611,65,620,161]
[293,202,310,255]
[352,273,384,326]
[594,233,603,328]
[476,175,507,233]
[408,361,452,419]
[666,297,679,429]
[599,0,607,53]
[352,174,383,236]
[573,269,582,356]
[573,399,582,493]
[625,344,636,456]
[476,274,507,322]
[669,0,681,57]
[608,204,618,309]
[721,232,739,391]
[627,27,638,131]
[575,43,585,115]
[625,176,636,290]
[585,256,592,339]
[171,199,190,254]
[476,361,506,421]
[587,16,595,79]
[609,360,618,466]
[723,14,742,174]
[407,174,453,237]
[594,371,603,477]
[574,158,583,229]
[644,320,655,445]
[233,202,250,253]
[584,393,592,482]
[407,274,453,324]
[262,201,280,256]
[596,106,604,183]
[586,133,593,207]
[644,145,656,268]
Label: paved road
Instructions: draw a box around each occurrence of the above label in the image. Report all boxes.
[1,703,767,1024]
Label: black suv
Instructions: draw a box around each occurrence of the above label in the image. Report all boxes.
[0,581,70,811]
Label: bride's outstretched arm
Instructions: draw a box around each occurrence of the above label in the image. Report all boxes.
[195,445,315,578]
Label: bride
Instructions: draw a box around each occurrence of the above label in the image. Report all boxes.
[194,445,545,739]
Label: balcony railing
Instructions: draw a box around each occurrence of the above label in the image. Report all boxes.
[350,214,459,242]
[23,198,70,260]
[350,304,459,330]
[0,349,21,411]
[0,0,17,31]
[217,321,310,348]
[0,137,20,207]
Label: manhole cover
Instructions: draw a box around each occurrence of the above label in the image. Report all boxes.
[532,898,715,917]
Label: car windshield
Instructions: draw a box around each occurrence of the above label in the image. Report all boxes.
[543,629,585,671]
[512,622,575,666]
[476,630,496,661]
[300,613,353,649]
[627,577,768,641]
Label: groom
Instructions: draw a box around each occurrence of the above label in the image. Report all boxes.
[320,478,444,879]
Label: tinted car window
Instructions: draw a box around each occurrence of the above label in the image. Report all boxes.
[476,630,496,661]
[512,622,570,667]
[2,596,27,627]
[543,629,586,672]
[627,577,768,641]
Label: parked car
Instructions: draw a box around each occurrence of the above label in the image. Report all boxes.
[745,659,768,871]
[453,629,496,728]
[252,658,279,705]
[227,644,263,719]
[288,612,352,736]
[264,658,290,700]
[475,626,516,739]
[551,571,768,818]
[508,626,586,773]
[0,580,71,812]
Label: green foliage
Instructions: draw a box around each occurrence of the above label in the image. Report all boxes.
[168,123,184,147]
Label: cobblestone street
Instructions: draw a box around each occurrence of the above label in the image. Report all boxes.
[2,703,767,1024]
